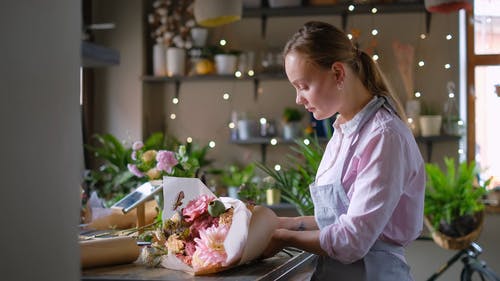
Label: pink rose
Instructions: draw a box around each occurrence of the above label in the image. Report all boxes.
[182,195,215,222]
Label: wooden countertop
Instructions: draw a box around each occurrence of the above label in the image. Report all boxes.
[82,249,316,281]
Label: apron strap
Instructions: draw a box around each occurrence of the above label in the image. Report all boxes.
[340,96,387,178]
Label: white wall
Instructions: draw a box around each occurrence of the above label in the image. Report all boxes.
[92,0,145,143]
[0,1,82,281]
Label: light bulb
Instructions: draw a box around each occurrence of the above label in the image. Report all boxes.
[371,29,378,36]
[209,141,216,148]
[348,4,355,11]
[303,138,310,145]
[219,39,226,46]
[418,60,425,67]
[223,92,230,100]
[186,137,193,143]
[415,92,421,98]
[274,164,281,171]
[170,113,176,119]
[172,97,179,104]
[270,138,278,145]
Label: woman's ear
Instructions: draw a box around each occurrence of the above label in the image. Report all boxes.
[331,62,345,84]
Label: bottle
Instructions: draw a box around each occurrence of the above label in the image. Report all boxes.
[443,81,463,136]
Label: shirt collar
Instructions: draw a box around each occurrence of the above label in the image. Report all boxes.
[333,96,378,136]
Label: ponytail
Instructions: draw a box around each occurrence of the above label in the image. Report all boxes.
[354,51,406,120]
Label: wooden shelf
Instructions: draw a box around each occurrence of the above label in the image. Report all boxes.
[142,72,287,100]
[242,2,429,36]
[243,2,426,18]
[415,135,462,162]
[230,136,329,163]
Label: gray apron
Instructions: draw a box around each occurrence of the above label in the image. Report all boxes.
[309,96,412,281]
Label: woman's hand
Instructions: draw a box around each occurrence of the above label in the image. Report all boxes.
[261,229,287,258]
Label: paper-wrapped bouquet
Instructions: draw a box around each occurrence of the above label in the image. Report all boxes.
[138,176,277,275]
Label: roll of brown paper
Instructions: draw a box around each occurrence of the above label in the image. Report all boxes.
[80,236,141,269]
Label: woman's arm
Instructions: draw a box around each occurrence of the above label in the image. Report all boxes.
[278,216,319,231]
[262,228,327,257]
[262,216,325,258]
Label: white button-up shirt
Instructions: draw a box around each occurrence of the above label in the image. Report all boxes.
[316,99,426,263]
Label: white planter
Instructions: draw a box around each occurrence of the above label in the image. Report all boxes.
[152,44,167,76]
[282,122,301,140]
[215,54,238,75]
[237,119,258,140]
[419,115,442,137]
[190,27,208,47]
[227,186,239,198]
[166,47,186,77]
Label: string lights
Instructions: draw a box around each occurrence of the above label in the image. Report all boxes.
[165,4,464,168]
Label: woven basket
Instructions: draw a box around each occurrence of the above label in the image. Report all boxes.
[424,211,484,250]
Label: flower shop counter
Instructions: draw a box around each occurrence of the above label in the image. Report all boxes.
[81,250,316,281]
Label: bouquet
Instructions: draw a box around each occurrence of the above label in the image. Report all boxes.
[138,176,278,275]
[127,141,198,181]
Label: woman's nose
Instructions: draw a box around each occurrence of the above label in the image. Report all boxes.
[296,92,303,105]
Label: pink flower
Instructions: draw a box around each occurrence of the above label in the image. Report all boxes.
[182,195,215,222]
[191,224,229,269]
[132,141,144,151]
[127,164,144,177]
[189,213,219,238]
[156,150,178,174]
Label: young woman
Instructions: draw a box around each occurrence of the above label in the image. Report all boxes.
[263,21,425,280]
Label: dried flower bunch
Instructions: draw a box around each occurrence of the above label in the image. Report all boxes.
[147,0,196,48]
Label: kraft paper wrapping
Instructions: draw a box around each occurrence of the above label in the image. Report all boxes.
[80,236,141,269]
[160,176,278,275]
[87,200,158,230]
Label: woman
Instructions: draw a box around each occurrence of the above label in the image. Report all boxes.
[263,21,425,280]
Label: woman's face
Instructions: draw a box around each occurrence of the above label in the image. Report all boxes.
[284,51,340,120]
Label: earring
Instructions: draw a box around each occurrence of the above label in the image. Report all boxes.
[337,81,344,91]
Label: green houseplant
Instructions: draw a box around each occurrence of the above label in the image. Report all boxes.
[424,157,490,249]
[220,163,256,199]
[257,135,325,215]
[282,107,304,140]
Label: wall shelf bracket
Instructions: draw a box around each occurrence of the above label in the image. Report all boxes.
[174,79,181,99]
[253,78,260,101]
[261,14,268,39]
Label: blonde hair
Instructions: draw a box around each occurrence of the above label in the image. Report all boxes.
[283,21,406,120]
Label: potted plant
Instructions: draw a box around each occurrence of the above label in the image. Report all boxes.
[424,157,490,250]
[282,107,304,140]
[220,163,256,198]
[212,46,242,75]
[419,102,442,137]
